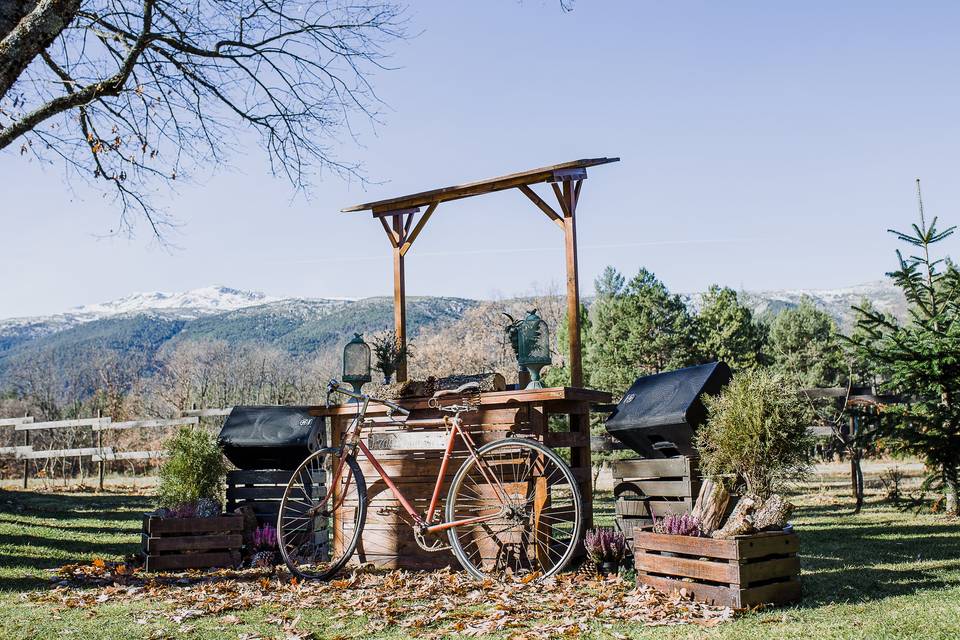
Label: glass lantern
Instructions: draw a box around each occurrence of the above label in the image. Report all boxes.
[342,333,371,400]
[517,310,551,389]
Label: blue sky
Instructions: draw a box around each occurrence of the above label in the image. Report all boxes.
[4,1,960,318]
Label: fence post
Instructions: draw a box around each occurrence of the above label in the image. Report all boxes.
[97,409,105,491]
[21,411,29,489]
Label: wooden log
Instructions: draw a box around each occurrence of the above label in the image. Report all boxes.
[435,373,506,392]
[691,479,731,535]
[712,495,759,539]
[753,494,794,531]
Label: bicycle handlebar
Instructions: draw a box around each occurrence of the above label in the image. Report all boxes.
[326,379,410,416]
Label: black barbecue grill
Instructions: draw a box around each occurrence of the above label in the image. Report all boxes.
[604,362,731,458]
[217,406,325,470]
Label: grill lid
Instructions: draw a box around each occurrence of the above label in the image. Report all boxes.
[217,406,324,470]
[605,362,731,457]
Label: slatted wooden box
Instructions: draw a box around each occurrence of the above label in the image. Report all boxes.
[226,469,301,526]
[142,513,243,572]
[633,529,801,608]
[612,457,701,540]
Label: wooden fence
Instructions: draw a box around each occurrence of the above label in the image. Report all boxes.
[0,411,232,489]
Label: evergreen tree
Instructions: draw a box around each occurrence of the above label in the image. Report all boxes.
[768,297,845,388]
[586,267,699,395]
[543,303,591,388]
[849,181,960,515]
[695,285,767,371]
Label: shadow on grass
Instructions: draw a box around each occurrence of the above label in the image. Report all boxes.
[794,503,960,606]
[0,490,149,592]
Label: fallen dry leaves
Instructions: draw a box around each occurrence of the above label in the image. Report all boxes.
[34,560,734,638]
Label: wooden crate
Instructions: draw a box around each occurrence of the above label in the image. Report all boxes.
[142,513,243,572]
[612,457,701,540]
[633,530,801,608]
[226,469,324,527]
[314,387,607,570]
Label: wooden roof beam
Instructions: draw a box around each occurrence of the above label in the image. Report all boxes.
[342,158,619,213]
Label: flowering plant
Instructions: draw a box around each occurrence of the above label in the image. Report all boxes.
[652,513,703,537]
[584,527,628,565]
[253,524,278,551]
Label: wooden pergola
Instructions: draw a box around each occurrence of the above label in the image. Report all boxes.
[342,157,620,386]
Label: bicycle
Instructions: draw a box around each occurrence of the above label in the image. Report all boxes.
[277,379,584,581]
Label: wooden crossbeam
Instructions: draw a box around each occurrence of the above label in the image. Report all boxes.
[0,446,33,456]
[21,446,113,460]
[399,202,438,257]
[93,450,167,462]
[94,417,199,432]
[371,206,420,219]
[0,417,33,427]
[518,185,564,228]
[181,408,233,417]
[15,417,111,431]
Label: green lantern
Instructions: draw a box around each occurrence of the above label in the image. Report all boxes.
[517,309,551,389]
[342,333,371,399]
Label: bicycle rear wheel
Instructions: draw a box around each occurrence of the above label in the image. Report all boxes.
[445,438,583,580]
[278,448,366,580]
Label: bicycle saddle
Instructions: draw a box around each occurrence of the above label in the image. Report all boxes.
[431,381,480,399]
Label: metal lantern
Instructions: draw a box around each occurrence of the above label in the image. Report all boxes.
[342,333,371,399]
[517,309,551,389]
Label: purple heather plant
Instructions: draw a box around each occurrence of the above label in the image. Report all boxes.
[584,527,628,565]
[253,524,278,551]
[652,513,703,537]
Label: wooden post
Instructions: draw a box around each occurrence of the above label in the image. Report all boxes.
[562,180,583,388]
[392,213,408,382]
[21,412,29,489]
[97,409,105,492]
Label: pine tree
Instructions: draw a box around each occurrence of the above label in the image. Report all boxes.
[768,297,845,388]
[586,267,700,395]
[695,285,767,371]
[849,180,960,515]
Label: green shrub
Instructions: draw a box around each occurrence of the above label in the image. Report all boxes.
[696,369,814,499]
[156,427,227,509]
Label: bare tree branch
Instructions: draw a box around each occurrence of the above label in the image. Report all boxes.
[0,0,406,238]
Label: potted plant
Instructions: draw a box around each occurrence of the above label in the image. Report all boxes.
[250,523,279,568]
[584,527,628,576]
[370,330,411,384]
[143,427,241,571]
[632,370,811,607]
[696,368,814,537]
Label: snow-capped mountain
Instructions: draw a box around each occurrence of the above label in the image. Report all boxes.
[74,285,279,317]
[0,286,344,348]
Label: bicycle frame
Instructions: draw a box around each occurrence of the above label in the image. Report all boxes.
[330,392,513,535]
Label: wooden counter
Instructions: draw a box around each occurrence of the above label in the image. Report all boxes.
[309,386,610,570]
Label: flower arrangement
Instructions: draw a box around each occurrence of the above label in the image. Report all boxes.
[652,513,703,537]
[251,523,278,568]
[584,527,628,572]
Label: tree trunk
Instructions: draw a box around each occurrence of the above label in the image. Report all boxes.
[946,465,960,517]
[691,479,730,535]
[0,0,80,102]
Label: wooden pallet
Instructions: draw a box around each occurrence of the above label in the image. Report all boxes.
[142,513,243,572]
[633,529,801,608]
[226,469,326,526]
[612,457,701,540]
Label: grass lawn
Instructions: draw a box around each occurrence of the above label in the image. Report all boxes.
[0,466,958,639]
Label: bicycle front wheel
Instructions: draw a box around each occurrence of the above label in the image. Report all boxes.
[446,438,583,580]
[278,448,367,580]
